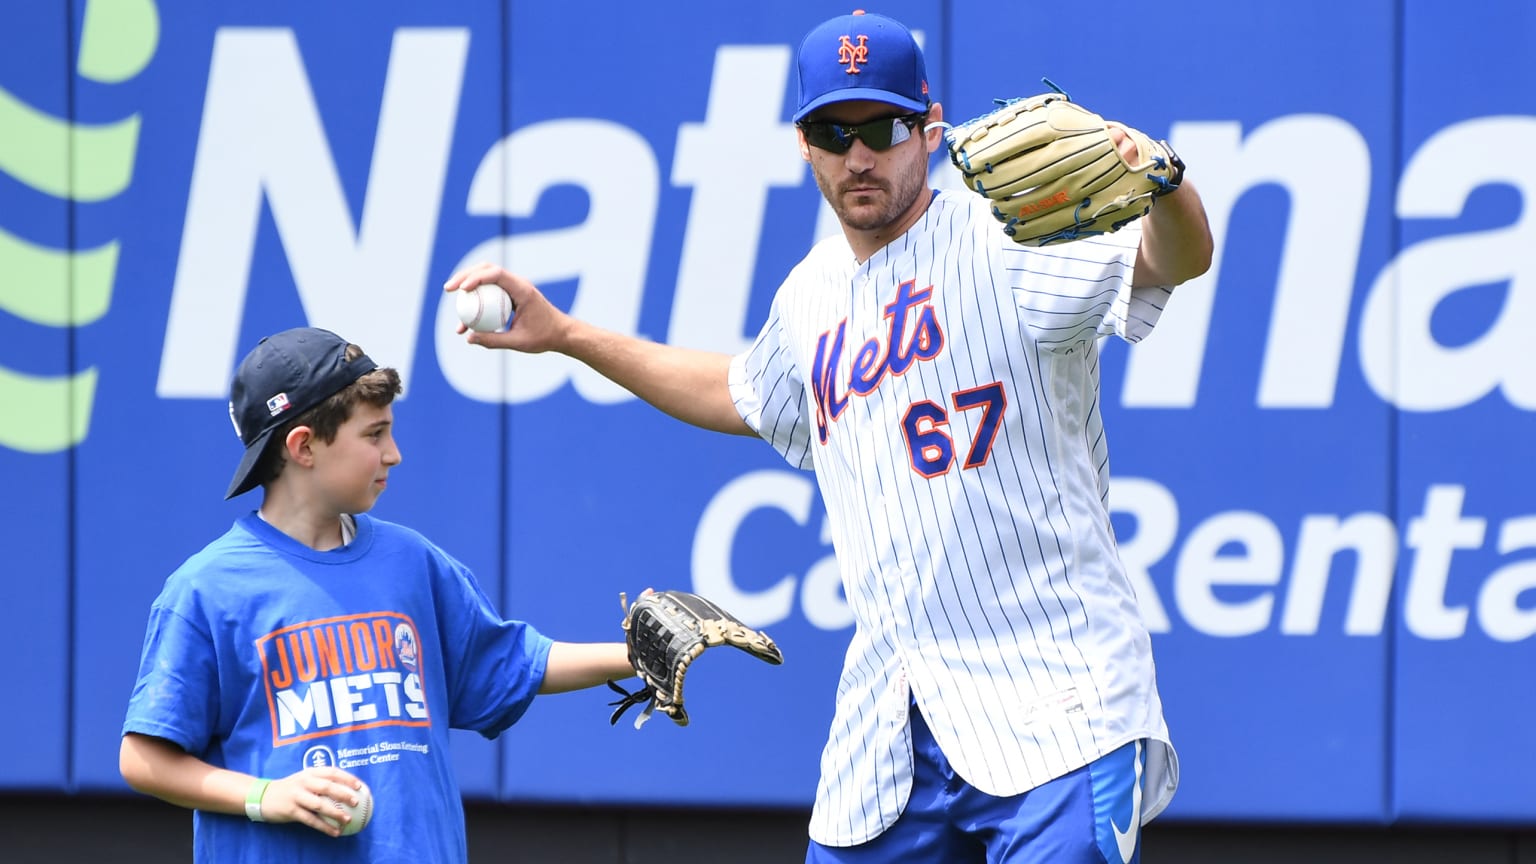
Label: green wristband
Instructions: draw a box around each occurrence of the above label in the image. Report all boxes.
[245,778,271,822]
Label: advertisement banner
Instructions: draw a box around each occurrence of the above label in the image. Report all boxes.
[0,0,1530,823]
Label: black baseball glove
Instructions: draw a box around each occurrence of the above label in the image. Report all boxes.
[606,590,784,728]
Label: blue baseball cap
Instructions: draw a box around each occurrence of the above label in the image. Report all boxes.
[224,327,378,499]
[793,10,930,123]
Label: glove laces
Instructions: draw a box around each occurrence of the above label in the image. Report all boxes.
[606,679,659,729]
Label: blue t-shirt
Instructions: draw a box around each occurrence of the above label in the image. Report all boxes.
[123,512,553,863]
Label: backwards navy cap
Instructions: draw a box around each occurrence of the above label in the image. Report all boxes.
[793,10,929,123]
[224,327,377,499]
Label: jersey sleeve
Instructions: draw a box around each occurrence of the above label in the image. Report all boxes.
[122,599,222,755]
[1003,220,1172,348]
[729,292,815,471]
[435,559,553,738]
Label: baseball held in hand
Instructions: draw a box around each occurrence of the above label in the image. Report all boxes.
[321,780,374,836]
[456,284,514,332]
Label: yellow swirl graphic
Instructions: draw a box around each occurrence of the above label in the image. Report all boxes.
[0,0,157,452]
[79,0,159,83]
[0,88,140,202]
[0,366,98,454]
[0,228,117,326]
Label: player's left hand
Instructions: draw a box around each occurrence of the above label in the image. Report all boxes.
[1108,125,1138,163]
[946,93,1184,246]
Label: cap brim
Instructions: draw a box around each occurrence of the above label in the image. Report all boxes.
[224,427,278,499]
[794,89,929,123]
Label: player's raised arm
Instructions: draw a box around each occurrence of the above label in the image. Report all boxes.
[1133,177,1213,288]
[444,264,753,437]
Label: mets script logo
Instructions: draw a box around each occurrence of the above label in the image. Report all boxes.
[838,34,869,74]
[811,279,945,444]
[257,612,430,746]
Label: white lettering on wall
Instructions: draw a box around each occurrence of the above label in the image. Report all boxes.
[1123,116,1371,409]
[696,472,1536,642]
[159,28,467,396]
[670,46,806,356]
[1359,117,1536,410]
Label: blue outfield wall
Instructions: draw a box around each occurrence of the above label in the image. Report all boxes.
[0,0,72,789]
[0,0,1531,824]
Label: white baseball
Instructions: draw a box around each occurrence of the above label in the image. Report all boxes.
[456,284,514,333]
[320,780,374,836]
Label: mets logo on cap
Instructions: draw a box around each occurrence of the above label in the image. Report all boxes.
[838,34,869,73]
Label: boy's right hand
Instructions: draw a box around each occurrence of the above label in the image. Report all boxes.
[259,766,366,837]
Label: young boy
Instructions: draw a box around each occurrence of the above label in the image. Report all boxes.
[120,326,636,862]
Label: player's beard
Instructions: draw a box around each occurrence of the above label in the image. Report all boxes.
[815,151,929,233]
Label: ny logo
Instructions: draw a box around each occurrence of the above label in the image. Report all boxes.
[838,35,869,74]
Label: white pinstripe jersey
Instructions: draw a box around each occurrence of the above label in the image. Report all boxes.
[728,190,1179,847]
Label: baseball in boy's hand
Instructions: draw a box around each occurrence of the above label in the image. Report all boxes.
[456,284,514,332]
[320,780,374,836]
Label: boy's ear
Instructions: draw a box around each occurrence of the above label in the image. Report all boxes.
[284,426,317,468]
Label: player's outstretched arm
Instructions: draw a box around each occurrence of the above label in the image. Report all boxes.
[539,641,635,694]
[119,732,364,836]
[1133,178,1213,288]
[444,264,753,436]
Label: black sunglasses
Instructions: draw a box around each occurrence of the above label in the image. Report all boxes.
[798,112,927,153]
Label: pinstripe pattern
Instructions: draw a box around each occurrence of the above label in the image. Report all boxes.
[729,191,1178,848]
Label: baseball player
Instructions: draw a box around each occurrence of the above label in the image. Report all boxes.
[445,10,1212,863]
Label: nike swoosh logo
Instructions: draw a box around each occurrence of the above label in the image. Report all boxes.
[1110,741,1144,864]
